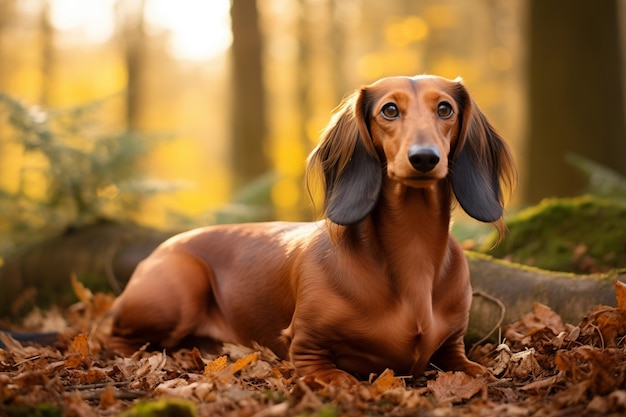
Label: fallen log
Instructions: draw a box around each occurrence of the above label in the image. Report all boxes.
[0,220,176,317]
[2,221,624,346]
[467,251,626,343]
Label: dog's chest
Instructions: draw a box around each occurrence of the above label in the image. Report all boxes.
[332,299,447,377]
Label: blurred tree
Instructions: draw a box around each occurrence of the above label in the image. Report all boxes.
[39,0,54,105]
[525,0,626,203]
[117,0,147,131]
[230,0,270,191]
[0,0,14,98]
[295,0,349,215]
[328,0,349,104]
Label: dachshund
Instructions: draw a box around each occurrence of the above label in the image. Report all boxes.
[109,75,516,385]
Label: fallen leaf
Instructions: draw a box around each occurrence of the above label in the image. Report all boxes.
[0,332,25,354]
[369,368,404,396]
[526,302,566,335]
[71,274,93,304]
[204,355,228,377]
[519,373,562,392]
[506,348,541,380]
[99,384,117,409]
[231,351,259,373]
[427,372,486,404]
[615,280,626,311]
[69,334,90,356]
[64,334,89,368]
[489,344,513,376]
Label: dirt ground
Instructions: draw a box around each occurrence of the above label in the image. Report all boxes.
[1,279,626,417]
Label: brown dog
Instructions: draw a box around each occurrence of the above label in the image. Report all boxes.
[110,75,516,385]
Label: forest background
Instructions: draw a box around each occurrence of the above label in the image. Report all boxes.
[0,0,625,258]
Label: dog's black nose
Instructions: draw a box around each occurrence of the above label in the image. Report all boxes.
[408,145,440,173]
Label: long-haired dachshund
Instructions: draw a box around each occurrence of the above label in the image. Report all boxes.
[110,75,516,385]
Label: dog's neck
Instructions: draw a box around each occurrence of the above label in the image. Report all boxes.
[343,178,453,288]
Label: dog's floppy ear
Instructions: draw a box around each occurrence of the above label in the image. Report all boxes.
[450,83,516,224]
[306,89,382,226]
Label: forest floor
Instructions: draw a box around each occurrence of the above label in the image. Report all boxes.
[2,279,626,417]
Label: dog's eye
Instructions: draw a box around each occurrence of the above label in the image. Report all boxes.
[437,102,454,119]
[381,103,400,120]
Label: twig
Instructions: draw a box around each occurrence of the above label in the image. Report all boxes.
[79,388,148,401]
[67,381,129,391]
[590,323,605,349]
[65,382,148,401]
[471,290,506,348]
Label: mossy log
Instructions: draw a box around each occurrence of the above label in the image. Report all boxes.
[0,220,176,317]
[2,221,625,345]
[482,196,626,274]
[467,251,626,343]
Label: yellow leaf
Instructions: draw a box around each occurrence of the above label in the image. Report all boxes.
[370,368,402,395]
[231,352,259,374]
[204,356,228,377]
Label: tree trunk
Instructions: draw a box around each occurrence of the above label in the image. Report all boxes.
[230,0,270,191]
[118,0,147,131]
[524,0,626,203]
[39,0,54,106]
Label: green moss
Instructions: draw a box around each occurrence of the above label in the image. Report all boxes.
[482,196,626,273]
[119,399,197,417]
[295,405,340,417]
[5,404,62,417]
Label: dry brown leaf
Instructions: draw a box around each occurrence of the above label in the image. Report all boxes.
[82,368,107,384]
[8,284,626,417]
[489,344,513,376]
[615,280,626,311]
[594,309,626,348]
[0,332,25,354]
[427,372,487,404]
[506,348,541,380]
[520,373,562,392]
[71,273,93,304]
[64,333,90,368]
[69,333,90,356]
[526,302,566,334]
[190,347,206,369]
[133,351,168,388]
[99,384,117,409]
[90,292,115,318]
[64,354,83,369]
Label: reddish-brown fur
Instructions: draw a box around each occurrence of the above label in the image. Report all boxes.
[110,75,516,385]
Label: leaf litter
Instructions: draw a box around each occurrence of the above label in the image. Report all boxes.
[1,281,626,416]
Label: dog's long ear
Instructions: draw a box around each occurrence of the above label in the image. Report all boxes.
[306,89,382,226]
[450,83,516,226]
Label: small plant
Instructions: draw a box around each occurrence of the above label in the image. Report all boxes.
[0,94,176,256]
[567,153,626,200]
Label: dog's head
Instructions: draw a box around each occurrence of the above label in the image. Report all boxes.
[307,75,516,230]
